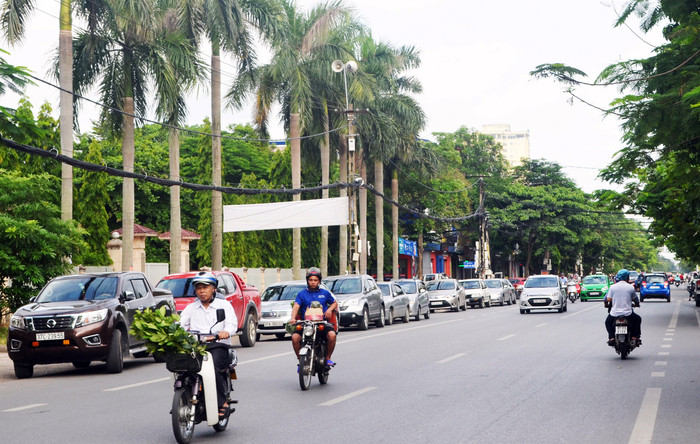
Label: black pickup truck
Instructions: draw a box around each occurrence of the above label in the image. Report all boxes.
[7,271,172,378]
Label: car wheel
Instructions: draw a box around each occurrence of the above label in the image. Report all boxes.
[14,363,33,379]
[563,302,568,312]
[423,307,430,319]
[403,307,410,323]
[506,296,512,306]
[239,312,258,347]
[461,298,468,311]
[430,309,435,313]
[414,306,421,321]
[452,302,460,312]
[358,307,370,331]
[487,298,492,307]
[105,328,124,374]
[479,300,484,309]
[667,296,671,302]
[386,308,394,326]
[275,333,286,340]
[375,306,386,328]
[520,309,526,314]
[640,297,644,302]
[557,305,564,313]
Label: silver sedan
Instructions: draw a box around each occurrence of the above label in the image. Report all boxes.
[377,282,411,325]
[427,279,467,312]
[396,279,430,321]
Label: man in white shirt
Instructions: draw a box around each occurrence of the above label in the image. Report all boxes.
[604,269,641,345]
[180,271,237,417]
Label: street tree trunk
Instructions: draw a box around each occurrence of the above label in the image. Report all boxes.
[169,128,182,273]
[291,112,301,279]
[59,4,73,222]
[338,136,348,274]
[211,49,222,270]
[320,112,330,276]
[121,97,135,271]
[359,149,367,274]
[392,169,399,279]
[374,160,384,281]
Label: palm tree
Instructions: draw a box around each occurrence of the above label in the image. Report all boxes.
[2,0,74,221]
[72,0,185,271]
[229,0,360,278]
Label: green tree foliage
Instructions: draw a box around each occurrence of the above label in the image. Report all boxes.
[0,170,86,312]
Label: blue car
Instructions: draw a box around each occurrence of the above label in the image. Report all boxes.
[639,273,671,302]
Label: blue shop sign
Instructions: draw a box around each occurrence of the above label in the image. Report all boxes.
[399,238,417,257]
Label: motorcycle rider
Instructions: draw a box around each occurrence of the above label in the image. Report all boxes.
[604,269,641,346]
[289,267,338,367]
[180,271,237,418]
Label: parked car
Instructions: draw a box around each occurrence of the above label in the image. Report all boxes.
[629,270,641,291]
[8,272,160,378]
[640,273,671,302]
[396,279,430,321]
[519,275,567,314]
[377,282,411,325]
[324,274,385,330]
[508,277,527,298]
[579,274,611,301]
[422,272,447,282]
[458,279,491,308]
[256,281,308,339]
[156,270,261,347]
[484,278,517,306]
[427,279,467,312]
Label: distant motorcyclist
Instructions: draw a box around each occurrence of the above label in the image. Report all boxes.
[289,267,338,367]
[604,269,641,346]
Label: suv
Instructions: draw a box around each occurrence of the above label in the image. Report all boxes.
[323,275,384,330]
[519,275,567,314]
[8,272,159,378]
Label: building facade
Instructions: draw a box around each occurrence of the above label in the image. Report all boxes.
[480,124,530,167]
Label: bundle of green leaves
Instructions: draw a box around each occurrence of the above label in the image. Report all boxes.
[129,306,206,356]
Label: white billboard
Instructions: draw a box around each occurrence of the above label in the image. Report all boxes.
[223,197,349,232]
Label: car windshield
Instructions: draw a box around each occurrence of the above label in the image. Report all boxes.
[646,275,665,284]
[377,284,391,296]
[397,281,417,293]
[36,277,118,302]
[459,281,481,289]
[508,279,521,285]
[484,280,502,288]
[157,277,195,298]
[629,272,639,280]
[525,277,558,288]
[324,278,361,294]
[260,284,306,301]
[427,280,455,290]
[583,276,607,284]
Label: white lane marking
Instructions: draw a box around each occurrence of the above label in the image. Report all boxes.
[241,351,294,365]
[665,332,674,336]
[319,386,376,406]
[2,403,48,412]
[651,372,665,377]
[437,353,466,364]
[628,387,662,444]
[661,344,672,348]
[338,318,462,345]
[662,338,673,341]
[658,352,670,356]
[535,323,547,328]
[497,334,515,341]
[561,303,599,319]
[103,377,170,392]
[654,361,667,366]
[668,302,680,329]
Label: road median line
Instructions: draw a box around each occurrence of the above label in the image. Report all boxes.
[628,387,661,444]
[319,386,377,406]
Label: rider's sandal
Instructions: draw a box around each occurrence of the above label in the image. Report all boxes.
[326,359,335,367]
[218,405,228,418]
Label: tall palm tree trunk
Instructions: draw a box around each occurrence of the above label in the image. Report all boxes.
[169,128,182,273]
[320,112,330,276]
[122,97,135,271]
[211,48,222,270]
[374,160,384,281]
[59,1,73,222]
[392,168,399,279]
[291,112,301,279]
[338,136,348,274]
[359,149,367,274]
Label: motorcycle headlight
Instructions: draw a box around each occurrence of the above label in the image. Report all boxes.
[75,309,108,327]
[303,325,314,337]
[10,315,25,329]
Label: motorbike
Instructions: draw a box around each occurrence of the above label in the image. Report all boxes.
[167,309,238,444]
[566,283,579,303]
[688,282,695,301]
[610,316,638,360]
[294,317,335,391]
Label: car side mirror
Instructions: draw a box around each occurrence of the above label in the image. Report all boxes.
[30,296,36,303]
[120,290,135,304]
[217,286,226,295]
[216,308,226,323]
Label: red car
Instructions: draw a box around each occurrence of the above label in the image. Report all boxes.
[508,277,527,298]
[157,270,261,347]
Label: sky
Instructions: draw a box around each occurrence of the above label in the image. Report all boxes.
[1,0,665,194]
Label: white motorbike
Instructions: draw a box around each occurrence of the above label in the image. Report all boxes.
[566,283,579,303]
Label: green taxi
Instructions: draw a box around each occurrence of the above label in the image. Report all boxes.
[580,274,611,301]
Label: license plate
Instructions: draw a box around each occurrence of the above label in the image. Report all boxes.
[615,326,628,334]
[590,292,601,296]
[36,332,65,341]
[263,321,283,327]
[533,299,546,303]
[430,302,441,306]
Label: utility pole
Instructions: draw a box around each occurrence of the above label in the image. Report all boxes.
[347,104,359,274]
[478,178,486,279]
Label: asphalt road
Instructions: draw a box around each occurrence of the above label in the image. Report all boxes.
[1,286,700,443]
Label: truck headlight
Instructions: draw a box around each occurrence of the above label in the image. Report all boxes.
[75,309,108,327]
[10,315,25,329]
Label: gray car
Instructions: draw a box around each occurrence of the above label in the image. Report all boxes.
[427,279,467,312]
[459,279,491,308]
[519,275,568,314]
[257,281,331,339]
[324,275,385,330]
[396,279,430,321]
[484,279,517,306]
[377,282,411,325]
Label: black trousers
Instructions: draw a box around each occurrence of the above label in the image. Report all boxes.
[206,343,231,408]
[605,312,641,339]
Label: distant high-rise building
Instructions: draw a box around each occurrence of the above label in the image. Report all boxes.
[480,124,530,167]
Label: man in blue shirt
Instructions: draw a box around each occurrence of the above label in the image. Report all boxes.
[289,267,338,366]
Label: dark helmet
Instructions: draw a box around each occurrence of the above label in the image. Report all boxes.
[306,267,322,281]
[616,269,630,282]
[192,271,217,287]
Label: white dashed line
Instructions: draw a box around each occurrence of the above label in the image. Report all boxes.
[103,377,170,392]
[662,338,673,341]
[661,344,672,348]
[668,302,680,329]
[658,352,670,356]
[651,372,665,377]
[654,361,667,366]
[497,334,515,341]
[628,388,661,444]
[437,353,466,364]
[2,403,48,412]
[319,386,376,406]
[535,323,547,328]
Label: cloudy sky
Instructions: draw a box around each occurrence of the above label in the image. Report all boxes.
[2,0,664,193]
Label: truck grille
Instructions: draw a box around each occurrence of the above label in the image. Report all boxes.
[28,316,75,331]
